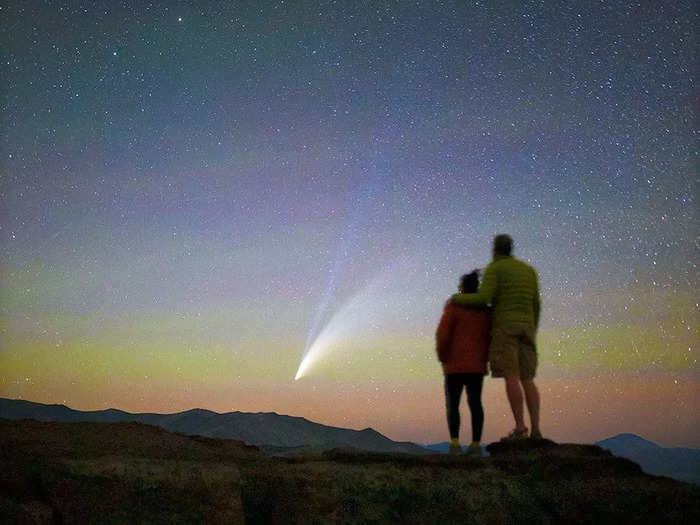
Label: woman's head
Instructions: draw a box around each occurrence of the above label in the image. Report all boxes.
[459,270,480,293]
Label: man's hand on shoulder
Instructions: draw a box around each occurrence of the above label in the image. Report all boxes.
[451,293,467,304]
[451,292,491,307]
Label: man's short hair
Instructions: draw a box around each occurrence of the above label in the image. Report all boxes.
[493,234,513,255]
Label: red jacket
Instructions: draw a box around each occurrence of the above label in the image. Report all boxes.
[436,303,490,374]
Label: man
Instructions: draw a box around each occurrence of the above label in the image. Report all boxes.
[451,234,542,440]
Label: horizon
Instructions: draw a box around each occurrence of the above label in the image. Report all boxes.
[2,2,697,449]
[1,396,688,448]
[3,394,697,449]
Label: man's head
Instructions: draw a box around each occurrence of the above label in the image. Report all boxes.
[493,234,513,256]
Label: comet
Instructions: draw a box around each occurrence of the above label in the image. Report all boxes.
[294,269,398,380]
[297,175,383,380]
[295,288,365,381]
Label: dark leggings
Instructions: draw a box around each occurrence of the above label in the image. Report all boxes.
[444,373,484,442]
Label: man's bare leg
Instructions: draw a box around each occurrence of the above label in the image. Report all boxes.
[522,379,540,436]
[504,375,527,432]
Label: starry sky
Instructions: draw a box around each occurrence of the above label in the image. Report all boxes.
[1,1,697,447]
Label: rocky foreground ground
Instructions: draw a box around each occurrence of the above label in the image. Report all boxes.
[1,419,698,524]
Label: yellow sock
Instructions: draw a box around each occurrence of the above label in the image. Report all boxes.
[450,438,460,447]
[470,441,480,448]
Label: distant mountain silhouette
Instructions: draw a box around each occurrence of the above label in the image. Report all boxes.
[0,398,427,454]
[596,433,700,485]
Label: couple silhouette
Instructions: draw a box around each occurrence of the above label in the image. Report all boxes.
[436,234,542,455]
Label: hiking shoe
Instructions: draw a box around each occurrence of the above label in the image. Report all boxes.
[530,429,543,440]
[501,428,528,441]
[448,444,462,455]
[465,443,483,457]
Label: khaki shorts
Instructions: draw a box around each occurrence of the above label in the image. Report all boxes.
[489,324,538,380]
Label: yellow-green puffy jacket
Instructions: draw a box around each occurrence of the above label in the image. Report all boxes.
[452,255,540,329]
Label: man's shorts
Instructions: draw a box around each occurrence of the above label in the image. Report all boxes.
[489,323,538,380]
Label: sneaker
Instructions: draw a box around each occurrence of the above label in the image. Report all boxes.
[530,429,543,440]
[448,444,462,455]
[501,428,528,441]
[465,443,483,457]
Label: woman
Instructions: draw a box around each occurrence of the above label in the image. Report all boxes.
[435,271,491,455]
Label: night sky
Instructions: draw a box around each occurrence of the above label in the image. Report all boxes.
[2,1,697,447]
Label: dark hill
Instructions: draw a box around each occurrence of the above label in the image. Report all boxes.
[423,434,700,486]
[0,397,426,455]
[1,419,698,524]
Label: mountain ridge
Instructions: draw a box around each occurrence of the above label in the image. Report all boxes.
[0,397,426,455]
[595,432,700,484]
[4,397,698,483]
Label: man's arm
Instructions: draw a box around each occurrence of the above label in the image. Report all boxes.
[451,265,497,306]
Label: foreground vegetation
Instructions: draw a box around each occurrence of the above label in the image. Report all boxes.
[1,419,698,524]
